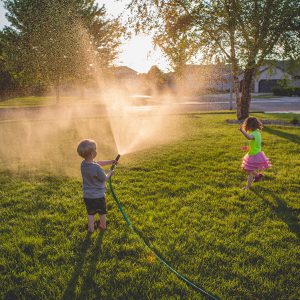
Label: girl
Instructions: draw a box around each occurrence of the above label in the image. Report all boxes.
[239,117,271,190]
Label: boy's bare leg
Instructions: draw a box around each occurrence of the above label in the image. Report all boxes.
[99,214,106,230]
[88,215,95,232]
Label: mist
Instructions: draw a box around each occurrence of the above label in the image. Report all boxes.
[0,86,185,177]
[0,19,187,177]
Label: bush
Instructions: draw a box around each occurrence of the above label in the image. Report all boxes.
[31,83,48,96]
[290,117,299,125]
[294,87,300,96]
[272,86,284,96]
[272,85,300,96]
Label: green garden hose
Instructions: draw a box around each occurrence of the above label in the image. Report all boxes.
[109,177,218,300]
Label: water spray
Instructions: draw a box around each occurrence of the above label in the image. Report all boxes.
[110,154,121,171]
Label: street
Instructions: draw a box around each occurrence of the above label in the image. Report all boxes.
[175,94,300,113]
[0,95,299,121]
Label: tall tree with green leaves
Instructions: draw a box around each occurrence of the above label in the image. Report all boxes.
[152,4,200,77]
[146,65,167,93]
[0,40,16,99]
[129,0,300,119]
[1,0,124,101]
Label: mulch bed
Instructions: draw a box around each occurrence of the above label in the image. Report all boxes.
[226,119,300,126]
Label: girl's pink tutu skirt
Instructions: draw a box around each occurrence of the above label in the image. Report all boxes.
[242,151,271,172]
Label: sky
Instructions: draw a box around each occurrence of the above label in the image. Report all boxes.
[0,0,169,73]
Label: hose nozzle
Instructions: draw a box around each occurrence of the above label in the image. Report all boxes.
[110,154,121,171]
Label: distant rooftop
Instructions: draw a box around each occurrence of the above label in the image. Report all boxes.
[113,66,138,76]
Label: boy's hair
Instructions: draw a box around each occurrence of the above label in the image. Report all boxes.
[77,139,97,159]
[242,117,263,132]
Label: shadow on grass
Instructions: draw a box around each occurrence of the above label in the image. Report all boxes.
[62,231,104,299]
[264,127,300,145]
[252,187,300,240]
[77,230,105,299]
[132,226,220,299]
[62,233,92,299]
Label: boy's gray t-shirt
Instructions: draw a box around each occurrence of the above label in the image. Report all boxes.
[81,161,107,198]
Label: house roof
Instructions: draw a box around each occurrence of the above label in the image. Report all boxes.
[260,60,300,77]
[113,66,138,76]
[182,64,232,81]
[183,64,231,73]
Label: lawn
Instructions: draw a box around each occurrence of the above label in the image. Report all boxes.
[0,111,299,299]
[251,93,278,99]
[0,96,58,108]
[0,96,100,108]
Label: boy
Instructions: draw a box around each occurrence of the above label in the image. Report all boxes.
[77,139,115,233]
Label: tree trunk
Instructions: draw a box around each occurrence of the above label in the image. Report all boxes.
[232,65,241,119]
[55,77,60,103]
[240,67,255,120]
[229,32,242,119]
[80,86,85,100]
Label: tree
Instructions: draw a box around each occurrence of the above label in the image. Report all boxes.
[147,65,167,93]
[1,0,124,101]
[152,4,200,77]
[0,56,15,99]
[0,35,24,99]
[129,0,300,119]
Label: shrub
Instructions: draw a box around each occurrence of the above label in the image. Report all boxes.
[295,87,300,96]
[31,83,48,96]
[290,117,299,125]
[272,85,284,96]
[272,85,300,96]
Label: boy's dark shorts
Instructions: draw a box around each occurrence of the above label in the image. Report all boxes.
[84,197,107,215]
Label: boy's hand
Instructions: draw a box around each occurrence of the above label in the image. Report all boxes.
[97,160,118,166]
[107,170,114,178]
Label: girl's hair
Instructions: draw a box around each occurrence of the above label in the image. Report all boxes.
[242,117,263,132]
[77,139,97,159]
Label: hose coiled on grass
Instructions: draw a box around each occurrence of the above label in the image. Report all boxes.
[109,177,218,300]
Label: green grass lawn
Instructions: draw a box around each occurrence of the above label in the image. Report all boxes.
[0,96,57,107]
[251,93,278,99]
[0,96,101,108]
[0,112,299,299]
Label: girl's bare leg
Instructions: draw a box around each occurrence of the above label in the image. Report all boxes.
[243,172,255,190]
[88,215,95,232]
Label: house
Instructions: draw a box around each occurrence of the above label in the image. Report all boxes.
[113,66,138,79]
[112,66,138,88]
[110,66,140,93]
[112,65,173,95]
[175,61,300,94]
[176,64,232,94]
[239,61,300,93]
